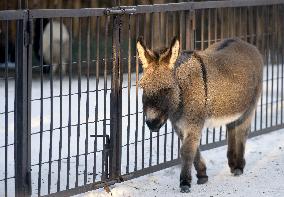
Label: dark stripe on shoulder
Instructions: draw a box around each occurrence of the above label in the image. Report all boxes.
[217,38,236,51]
[192,52,208,105]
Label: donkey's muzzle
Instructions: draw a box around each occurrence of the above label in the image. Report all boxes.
[146,119,162,132]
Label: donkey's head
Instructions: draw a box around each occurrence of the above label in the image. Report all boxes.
[137,36,181,132]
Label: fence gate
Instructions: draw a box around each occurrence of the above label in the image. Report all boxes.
[28,8,115,197]
[1,0,284,196]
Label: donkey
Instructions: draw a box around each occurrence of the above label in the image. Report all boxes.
[136,37,263,193]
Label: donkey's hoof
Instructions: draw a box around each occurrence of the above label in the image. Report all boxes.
[180,185,190,193]
[180,180,191,193]
[233,169,243,176]
[197,176,208,185]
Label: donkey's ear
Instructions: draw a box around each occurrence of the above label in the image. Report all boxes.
[137,36,154,69]
[160,36,180,69]
[168,36,180,69]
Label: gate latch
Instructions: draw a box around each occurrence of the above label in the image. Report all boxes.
[104,7,136,15]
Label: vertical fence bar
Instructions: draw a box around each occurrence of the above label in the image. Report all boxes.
[15,11,31,197]
[142,113,146,169]
[135,14,139,171]
[219,126,222,141]
[255,7,259,130]
[110,2,123,178]
[57,17,63,192]
[220,8,224,40]
[171,127,174,160]
[26,10,32,197]
[270,6,275,127]
[275,5,279,126]
[135,14,143,169]
[260,6,264,130]
[165,12,169,46]
[156,12,163,165]
[265,7,269,128]
[47,18,54,195]
[208,9,211,46]
[66,17,73,190]
[27,14,32,197]
[37,17,43,196]
[164,11,169,163]
[177,11,182,157]
[170,3,175,158]
[163,122,167,163]
[126,14,131,173]
[164,17,168,161]
[281,5,284,124]
[191,10,195,50]
[185,11,190,50]
[232,7,236,37]
[84,16,91,185]
[134,13,139,170]
[213,128,216,142]
[92,16,97,182]
[75,17,82,188]
[102,15,110,181]
[94,16,100,181]
[206,9,211,144]
[4,20,9,197]
[259,7,263,130]
[214,9,217,44]
[149,12,154,167]
[201,9,204,50]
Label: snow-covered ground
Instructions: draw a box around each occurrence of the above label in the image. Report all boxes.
[82,129,284,197]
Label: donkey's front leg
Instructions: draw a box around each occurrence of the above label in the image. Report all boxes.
[180,127,201,193]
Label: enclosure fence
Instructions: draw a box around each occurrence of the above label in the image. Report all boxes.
[0,0,284,196]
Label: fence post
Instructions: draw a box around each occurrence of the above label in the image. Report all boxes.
[109,0,123,179]
[14,10,32,197]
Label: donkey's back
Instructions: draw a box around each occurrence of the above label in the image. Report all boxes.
[199,38,263,124]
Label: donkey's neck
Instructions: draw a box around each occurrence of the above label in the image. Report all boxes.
[168,52,193,122]
[169,84,183,123]
[168,54,189,122]
[169,51,208,123]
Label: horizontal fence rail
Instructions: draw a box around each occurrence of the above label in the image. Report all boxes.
[0,0,284,196]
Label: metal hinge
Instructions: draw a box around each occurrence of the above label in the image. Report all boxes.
[104,7,136,15]
[24,19,33,46]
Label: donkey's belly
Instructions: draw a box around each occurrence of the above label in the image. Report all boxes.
[204,113,242,128]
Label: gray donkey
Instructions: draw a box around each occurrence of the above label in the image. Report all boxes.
[136,37,263,193]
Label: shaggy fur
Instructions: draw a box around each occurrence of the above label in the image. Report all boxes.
[137,37,263,193]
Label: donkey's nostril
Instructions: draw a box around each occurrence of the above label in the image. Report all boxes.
[146,119,161,131]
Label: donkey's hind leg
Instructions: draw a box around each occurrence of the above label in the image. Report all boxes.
[226,110,254,176]
[194,148,208,184]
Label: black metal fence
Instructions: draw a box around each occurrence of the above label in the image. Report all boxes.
[0,0,284,196]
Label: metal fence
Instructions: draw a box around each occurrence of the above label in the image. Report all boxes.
[0,0,284,196]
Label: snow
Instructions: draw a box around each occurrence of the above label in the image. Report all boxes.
[81,129,284,197]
